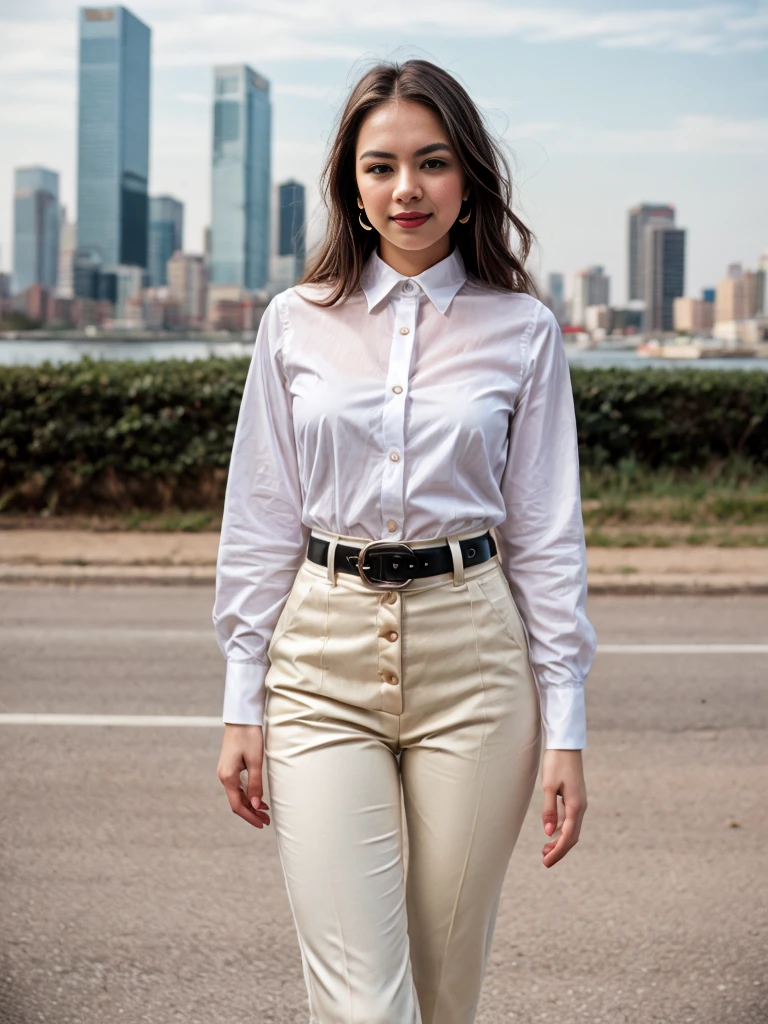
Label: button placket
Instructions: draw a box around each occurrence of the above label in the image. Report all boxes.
[377,590,403,714]
[380,291,418,539]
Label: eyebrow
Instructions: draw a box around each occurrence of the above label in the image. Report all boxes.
[358,142,453,161]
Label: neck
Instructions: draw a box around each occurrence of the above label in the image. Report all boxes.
[377,235,452,277]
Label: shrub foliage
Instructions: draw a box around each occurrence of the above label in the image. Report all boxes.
[1,357,766,512]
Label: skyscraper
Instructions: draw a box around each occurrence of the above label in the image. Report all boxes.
[627,204,675,302]
[211,64,271,291]
[148,196,184,286]
[278,180,306,268]
[76,6,151,272]
[12,166,60,294]
[643,226,686,331]
[270,179,306,291]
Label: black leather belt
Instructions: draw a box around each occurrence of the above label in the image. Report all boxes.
[307,531,497,591]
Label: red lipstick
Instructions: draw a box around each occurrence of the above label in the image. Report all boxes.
[391,212,432,229]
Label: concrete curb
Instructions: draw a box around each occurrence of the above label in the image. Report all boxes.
[2,562,768,595]
[588,575,768,596]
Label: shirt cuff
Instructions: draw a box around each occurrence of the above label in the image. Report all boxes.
[222,660,269,726]
[539,682,587,750]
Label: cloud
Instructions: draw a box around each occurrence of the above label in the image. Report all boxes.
[1,2,766,80]
[274,83,342,101]
[506,114,768,156]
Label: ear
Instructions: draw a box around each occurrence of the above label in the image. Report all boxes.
[462,185,471,203]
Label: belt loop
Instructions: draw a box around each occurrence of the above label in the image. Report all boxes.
[446,533,465,587]
[325,536,339,585]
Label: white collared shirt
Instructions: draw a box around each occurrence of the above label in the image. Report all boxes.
[212,246,597,749]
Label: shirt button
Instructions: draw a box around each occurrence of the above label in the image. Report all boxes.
[388,631,399,642]
[389,451,400,462]
[386,673,399,685]
[387,519,398,532]
[386,590,398,603]
[402,281,414,292]
[392,385,403,394]
[399,326,410,335]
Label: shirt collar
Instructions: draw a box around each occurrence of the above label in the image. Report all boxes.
[360,246,467,315]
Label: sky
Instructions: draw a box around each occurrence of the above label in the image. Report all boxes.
[1,0,767,305]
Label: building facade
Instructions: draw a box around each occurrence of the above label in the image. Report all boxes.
[546,272,565,323]
[148,195,184,286]
[627,203,675,303]
[673,297,714,333]
[715,274,752,323]
[167,251,207,325]
[643,225,686,331]
[571,266,610,328]
[57,208,77,299]
[210,64,271,291]
[76,6,151,274]
[12,166,60,294]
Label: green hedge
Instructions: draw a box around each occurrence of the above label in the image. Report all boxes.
[570,366,768,470]
[1,357,766,512]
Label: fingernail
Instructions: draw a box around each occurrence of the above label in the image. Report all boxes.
[251,797,260,810]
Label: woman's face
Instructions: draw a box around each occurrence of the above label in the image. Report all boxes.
[354,98,470,272]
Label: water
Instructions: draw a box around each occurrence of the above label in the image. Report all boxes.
[0,337,765,372]
[0,337,255,367]
[564,347,767,372]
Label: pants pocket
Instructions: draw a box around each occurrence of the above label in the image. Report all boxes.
[267,568,319,661]
[471,565,529,654]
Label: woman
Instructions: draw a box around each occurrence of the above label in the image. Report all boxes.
[212,58,597,1024]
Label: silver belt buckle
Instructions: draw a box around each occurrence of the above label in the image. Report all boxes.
[356,540,416,591]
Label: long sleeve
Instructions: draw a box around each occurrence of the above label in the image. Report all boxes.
[212,294,310,725]
[495,301,597,750]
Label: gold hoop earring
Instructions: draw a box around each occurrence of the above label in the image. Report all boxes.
[358,208,373,231]
[458,201,472,225]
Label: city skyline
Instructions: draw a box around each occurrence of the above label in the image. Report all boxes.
[1,1,767,303]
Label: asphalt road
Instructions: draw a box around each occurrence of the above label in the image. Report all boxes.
[0,585,766,1024]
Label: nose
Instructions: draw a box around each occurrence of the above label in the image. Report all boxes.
[392,168,423,204]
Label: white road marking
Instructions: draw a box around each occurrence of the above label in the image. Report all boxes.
[0,645,765,726]
[0,714,222,726]
[597,644,768,654]
[0,627,206,641]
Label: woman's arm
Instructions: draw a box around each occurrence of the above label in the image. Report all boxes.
[495,300,597,866]
[212,294,309,728]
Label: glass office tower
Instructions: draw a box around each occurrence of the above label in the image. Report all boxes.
[148,196,184,286]
[12,167,60,294]
[76,6,151,270]
[211,65,271,290]
[278,179,306,276]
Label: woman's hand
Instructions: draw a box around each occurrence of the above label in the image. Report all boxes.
[217,724,271,829]
[540,749,587,868]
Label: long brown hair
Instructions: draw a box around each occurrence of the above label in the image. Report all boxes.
[299,58,539,306]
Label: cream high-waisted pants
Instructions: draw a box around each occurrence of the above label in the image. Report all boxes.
[263,526,542,1024]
